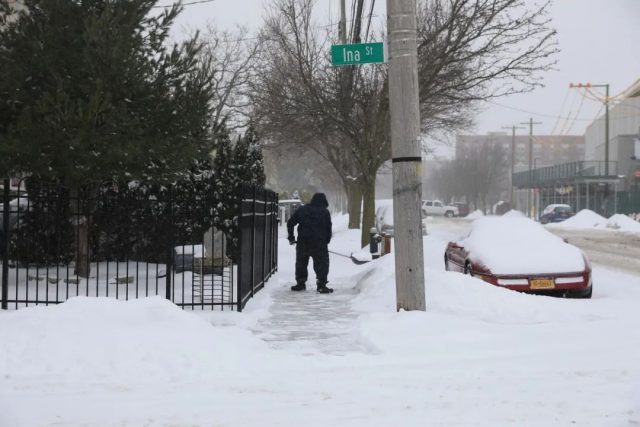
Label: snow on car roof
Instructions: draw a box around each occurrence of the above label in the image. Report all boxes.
[460,216,586,275]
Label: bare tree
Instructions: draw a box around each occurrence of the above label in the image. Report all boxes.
[430,141,509,212]
[199,26,262,131]
[251,0,557,245]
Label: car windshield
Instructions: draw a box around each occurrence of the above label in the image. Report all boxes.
[554,206,573,214]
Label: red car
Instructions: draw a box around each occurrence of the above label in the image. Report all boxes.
[444,216,592,298]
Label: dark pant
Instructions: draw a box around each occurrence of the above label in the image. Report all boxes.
[295,239,329,285]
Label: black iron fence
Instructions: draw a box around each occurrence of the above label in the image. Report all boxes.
[1,178,277,311]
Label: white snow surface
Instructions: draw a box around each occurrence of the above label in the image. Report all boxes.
[551,209,640,233]
[459,216,586,274]
[465,209,484,219]
[553,209,607,229]
[606,214,640,232]
[1,215,639,426]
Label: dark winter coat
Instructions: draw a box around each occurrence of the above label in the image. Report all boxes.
[287,193,332,244]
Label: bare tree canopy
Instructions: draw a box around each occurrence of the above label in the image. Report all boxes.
[430,141,509,211]
[250,0,557,241]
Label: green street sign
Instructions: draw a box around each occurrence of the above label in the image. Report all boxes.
[331,42,384,66]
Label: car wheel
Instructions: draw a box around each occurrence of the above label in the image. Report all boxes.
[445,211,454,218]
[566,286,592,299]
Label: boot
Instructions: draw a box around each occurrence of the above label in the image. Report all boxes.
[291,281,306,291]
[316,281,333,294]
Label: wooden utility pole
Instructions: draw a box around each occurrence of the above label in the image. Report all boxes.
[339,0,347,43]
[387,0,425,311]
[501,125,525,206]
[520,118,542,219]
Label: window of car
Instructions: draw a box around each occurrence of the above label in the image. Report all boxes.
[425,201,433,207]
[554,206,573,214]
[434,201,442,207]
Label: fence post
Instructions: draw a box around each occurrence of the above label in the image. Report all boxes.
[2,179,9,309]
[237,185,245,312]
[262,188,268,284]
[165,187,173,301]
[250,186,257,297]
[274,192,278,273]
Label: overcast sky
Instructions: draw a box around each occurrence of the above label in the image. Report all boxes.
[171,0,640,139]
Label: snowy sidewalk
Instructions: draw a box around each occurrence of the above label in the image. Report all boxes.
[251,225,375,355]
[252,281,372,355]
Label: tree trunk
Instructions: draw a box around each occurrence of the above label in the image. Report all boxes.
[360,179,376,247]
[346,181,362,229]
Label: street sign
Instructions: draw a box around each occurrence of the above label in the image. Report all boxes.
[331,42,384,66]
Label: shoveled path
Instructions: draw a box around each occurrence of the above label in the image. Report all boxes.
[252,281,373,355]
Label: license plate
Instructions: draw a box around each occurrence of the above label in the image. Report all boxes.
[530,278,555,289]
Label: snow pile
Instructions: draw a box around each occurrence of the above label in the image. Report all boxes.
[606,214,640,233]
[351,249,372,262]
[554,209,606,229]
[353,250,573,325]
[459,216,585,274]
[502,209,526,218]
[465,209,484,220]
[551,210,640,233]
[0,296,271,384]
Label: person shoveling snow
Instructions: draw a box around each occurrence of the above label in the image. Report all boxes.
[287,192,334,293]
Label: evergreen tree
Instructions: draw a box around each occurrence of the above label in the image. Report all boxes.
[234,125,266,187]
[0,0,215,275]
[0,0,214,183]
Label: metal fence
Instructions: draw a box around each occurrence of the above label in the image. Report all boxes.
[1,178,277,311]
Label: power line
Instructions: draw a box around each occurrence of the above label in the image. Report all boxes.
[152,0,217,9]
[486,99,637,123]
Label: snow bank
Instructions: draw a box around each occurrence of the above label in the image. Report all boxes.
[465,209,484,220]
[553,209,606,229]
[502,209,526,218]
[0,296,271,384]
[606,214,640,232]
[551,209,640,233]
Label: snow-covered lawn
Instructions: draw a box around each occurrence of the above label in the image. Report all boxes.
[1,215,639,426]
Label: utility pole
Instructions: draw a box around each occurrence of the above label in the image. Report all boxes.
[570,83,610,175]
[501,125,525,206]
[387,0,425,311]
[520,118,542,218]
[339,0,347,43]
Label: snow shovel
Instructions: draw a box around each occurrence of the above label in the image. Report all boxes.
[281,237,371,265]
[328,249,372,265]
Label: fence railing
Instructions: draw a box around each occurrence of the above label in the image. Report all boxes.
[1,178,277,311]
[513,161,619,188]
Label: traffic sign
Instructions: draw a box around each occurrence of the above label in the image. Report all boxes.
[331,42,384,66]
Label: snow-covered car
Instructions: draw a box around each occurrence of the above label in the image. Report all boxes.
[376,199,427,236]
[444,216,592,298]
[539,204,574,224]
[422,200,459,217]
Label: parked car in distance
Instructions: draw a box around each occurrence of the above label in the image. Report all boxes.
[376,199,427,237]
[444,216,592,298]
[453,202,470,217]
[278,199,303,225]
[539,204,574,224]
[422,200,459,217]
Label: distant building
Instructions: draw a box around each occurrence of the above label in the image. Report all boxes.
[584,78,640,188]
[456,132,585,172]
